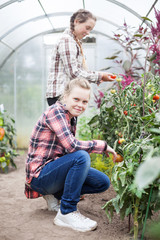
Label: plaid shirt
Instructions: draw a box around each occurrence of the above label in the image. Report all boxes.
[46,28,102,98]
[25,102,107,199]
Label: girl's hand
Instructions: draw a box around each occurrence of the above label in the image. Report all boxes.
[101,72,117,82]
[105,145,117,162]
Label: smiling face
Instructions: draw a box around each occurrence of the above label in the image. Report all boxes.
[74,18,96,40]
[64,86,90,118]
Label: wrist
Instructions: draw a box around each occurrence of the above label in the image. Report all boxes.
[101,73,104,81]
[104,141,107,151]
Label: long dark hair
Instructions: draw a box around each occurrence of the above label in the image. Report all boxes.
[70,9,96,32]
[70,9,96,69]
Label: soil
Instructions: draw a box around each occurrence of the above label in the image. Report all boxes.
[0,151,133,240]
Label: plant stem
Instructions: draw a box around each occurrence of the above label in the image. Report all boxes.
[143,39,150,117]
[134,197,140,240]
[141,185,153,240]
[128,213,131,232]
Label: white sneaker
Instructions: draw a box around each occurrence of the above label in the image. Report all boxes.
[43,195,60,212]
[54,209,97,232]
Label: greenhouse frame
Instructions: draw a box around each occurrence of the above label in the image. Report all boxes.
[0,0,159,148]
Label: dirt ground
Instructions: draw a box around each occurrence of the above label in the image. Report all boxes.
[0,151,134,240]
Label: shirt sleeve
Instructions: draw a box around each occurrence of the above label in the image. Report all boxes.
[45,107,106,154]
[58,36,102,84]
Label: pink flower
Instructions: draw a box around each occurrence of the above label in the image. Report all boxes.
[150,9,160,73]
[94,90,104,108]
[120,75,134,89]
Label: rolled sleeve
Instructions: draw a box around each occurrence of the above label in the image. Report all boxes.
[59,36,101,84]
[46,106,106,154]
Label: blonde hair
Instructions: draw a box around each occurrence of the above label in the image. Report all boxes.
[60,78,91,101]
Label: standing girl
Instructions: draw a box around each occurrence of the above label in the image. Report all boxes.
[46,9,116,106]
[25,77,117,232]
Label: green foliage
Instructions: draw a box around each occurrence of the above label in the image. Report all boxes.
[135,147,160,190]
[90,153,114,179]
[77,115,92,140]
[0,108,18,173]
[146,218,160,240]
[77,115,114,178]
[105,14,160,77]
[89,73,160,156]
[89,74,160,237]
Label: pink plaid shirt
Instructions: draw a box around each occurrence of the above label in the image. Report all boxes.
[46,28,102,98]
[25,102,107,198]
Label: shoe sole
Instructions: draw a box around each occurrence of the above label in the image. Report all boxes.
[54,218,97,232]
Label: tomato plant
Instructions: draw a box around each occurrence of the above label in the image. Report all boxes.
[0,108,18,172]
[88,73,160,238]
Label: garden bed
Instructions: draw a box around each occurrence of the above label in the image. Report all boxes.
[0,151,159,240]
[0,151,132,240]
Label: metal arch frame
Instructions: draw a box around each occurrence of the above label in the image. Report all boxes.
[0,12,72,41]
[0,11,121,69]
[0,0,24,9]
[0,27,144,70]
[0,28,113,69]
[0,0,158,69]
[0,0,155,42]
[0,12,120,41]
[105,0,156,27]
[0,0,85,9]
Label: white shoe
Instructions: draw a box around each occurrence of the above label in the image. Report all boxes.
[54,209,97,232]
[43,195,60,212]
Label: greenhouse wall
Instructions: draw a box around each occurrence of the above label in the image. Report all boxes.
[0,33,119,148]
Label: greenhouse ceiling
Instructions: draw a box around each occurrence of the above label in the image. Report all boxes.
[0,0,159,69]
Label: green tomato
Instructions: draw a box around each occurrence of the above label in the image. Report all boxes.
[0,157,6,162]
[146,83,153,88]
[6,159,10,166]
[116,78,122,82]
[110,89,116,94]
[0,118,3,126]
[5,152,10,157]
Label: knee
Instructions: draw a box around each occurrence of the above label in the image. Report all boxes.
[101,174,110,192]
[75,150,91,168]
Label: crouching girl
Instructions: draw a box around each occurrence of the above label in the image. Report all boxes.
[25,77,117,232]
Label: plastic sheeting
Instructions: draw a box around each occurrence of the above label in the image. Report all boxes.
[0,0,159,68]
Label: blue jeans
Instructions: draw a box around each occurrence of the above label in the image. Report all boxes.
[30,150,110,214]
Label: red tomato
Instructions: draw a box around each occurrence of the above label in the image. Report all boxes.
[118,138,125,144]
[124,111,128,115]
[118,132,123,137]
[0,128,5,141]
[112,153,123,162]
[153,94,159,100]
[111,75,117,79]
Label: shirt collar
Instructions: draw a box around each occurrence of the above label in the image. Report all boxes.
[56,101,76,124]
[64,28,82,44]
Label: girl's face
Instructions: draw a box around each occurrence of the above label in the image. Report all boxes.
[64,86,90,118]
[74,18,96,40]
